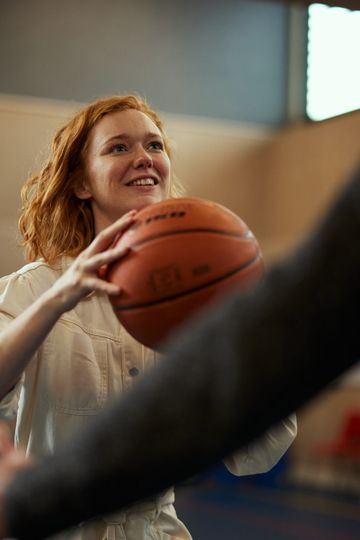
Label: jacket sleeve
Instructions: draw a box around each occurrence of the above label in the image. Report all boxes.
[0,273,35,419]
[224,414,297,475]
[4,165,360,540]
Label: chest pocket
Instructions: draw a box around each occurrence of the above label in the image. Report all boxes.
[40,320,109,414]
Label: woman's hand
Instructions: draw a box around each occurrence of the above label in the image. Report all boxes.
[0,210,137,399]
[49,210,137,314]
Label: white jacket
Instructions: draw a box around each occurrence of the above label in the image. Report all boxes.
[0,258,296,539]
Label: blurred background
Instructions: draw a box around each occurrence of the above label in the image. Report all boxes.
[0,0,360,538]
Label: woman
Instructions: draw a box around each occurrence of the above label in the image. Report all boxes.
[0,95,296,539]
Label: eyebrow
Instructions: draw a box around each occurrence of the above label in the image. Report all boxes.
[101,132,163,147]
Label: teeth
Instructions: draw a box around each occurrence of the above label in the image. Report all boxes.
[128,178,156,186]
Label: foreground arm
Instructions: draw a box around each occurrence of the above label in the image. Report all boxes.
[3,167,360,539]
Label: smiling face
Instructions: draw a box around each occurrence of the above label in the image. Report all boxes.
[77,108,171,234]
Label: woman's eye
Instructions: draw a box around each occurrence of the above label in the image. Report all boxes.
[110,143,127,154]
[149,141,164,151]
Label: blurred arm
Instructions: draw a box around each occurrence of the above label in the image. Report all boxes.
[4,166,360,539]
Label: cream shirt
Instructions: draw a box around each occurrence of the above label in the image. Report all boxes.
[0,258,297,539]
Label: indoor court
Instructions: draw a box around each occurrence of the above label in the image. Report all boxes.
[0,0,359,538]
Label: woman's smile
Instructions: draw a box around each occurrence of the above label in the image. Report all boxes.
[76,108,171,234]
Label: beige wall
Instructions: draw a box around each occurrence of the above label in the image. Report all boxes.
[0,93,271,275]
[0,96,81,274]
[1,94,359,271]
[259,110,360,260]
[2,94,359,271]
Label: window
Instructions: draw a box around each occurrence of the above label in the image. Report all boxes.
[306,3,360,121]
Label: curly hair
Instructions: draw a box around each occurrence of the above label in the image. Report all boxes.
[19,95,184,264]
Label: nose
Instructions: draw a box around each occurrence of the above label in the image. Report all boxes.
[133,146,153,169]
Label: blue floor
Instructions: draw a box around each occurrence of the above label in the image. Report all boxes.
[175,465,360,539]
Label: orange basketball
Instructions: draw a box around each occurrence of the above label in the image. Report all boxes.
[107,197,263,350]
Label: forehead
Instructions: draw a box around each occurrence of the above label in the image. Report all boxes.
[88,109,162,147]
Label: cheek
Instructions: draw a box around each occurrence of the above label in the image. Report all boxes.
[104,161,128,185]
[159,155,171,181]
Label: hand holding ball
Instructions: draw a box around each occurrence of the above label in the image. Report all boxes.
[107,198,263,350]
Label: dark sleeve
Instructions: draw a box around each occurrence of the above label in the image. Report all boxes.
[5,166,360,540]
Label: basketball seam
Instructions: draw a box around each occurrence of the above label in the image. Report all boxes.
[126,228,252,249]
[113,252,261,311]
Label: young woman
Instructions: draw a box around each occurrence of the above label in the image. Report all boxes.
[0,95,296,539]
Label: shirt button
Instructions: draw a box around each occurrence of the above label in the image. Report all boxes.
[129,367,139,377]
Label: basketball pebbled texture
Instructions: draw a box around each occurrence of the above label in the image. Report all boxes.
[107,197,263,349]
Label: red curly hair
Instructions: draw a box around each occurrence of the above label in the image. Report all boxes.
[19,95,184,264]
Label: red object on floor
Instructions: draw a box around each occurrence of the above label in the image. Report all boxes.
[315,411,360,460]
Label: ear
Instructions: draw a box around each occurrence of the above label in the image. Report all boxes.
[73,177,92,200]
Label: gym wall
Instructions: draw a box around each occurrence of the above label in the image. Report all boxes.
[0,93,359,276]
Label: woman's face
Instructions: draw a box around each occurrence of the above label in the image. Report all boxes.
[78,108,171,233]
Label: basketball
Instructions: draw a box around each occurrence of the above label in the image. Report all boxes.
[106,197,263,350]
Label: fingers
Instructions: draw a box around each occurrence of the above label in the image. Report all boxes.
[84,244,132,295]
[78,210,136,290]
[86,210,137,257]
[83,245,131,274]
[71,245,132,296]
[79,245,132,291]
[51,211,137,311]
[78,277,122,297]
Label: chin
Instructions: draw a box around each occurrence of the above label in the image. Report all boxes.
[134,195,166,211]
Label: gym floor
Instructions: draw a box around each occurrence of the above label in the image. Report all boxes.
[175,463,360,540]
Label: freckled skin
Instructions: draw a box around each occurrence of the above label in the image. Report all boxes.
[76,109,171,235]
